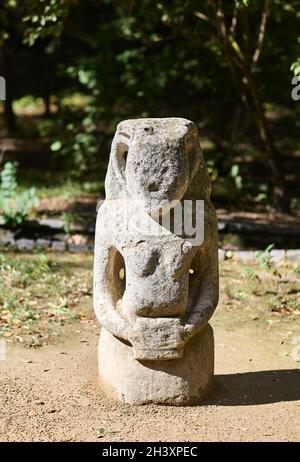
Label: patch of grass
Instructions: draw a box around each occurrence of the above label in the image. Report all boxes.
[219,259,300,329]
[0,252,299,348]
[0,251,93,347]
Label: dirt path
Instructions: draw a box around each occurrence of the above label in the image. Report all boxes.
[1,316,299,442]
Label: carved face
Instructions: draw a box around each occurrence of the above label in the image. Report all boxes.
[127,131,189,215]
[109,118,196,216]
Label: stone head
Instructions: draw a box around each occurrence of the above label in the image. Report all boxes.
[105,118,204,216]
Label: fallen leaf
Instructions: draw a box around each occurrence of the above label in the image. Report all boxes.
[3,332,12,338]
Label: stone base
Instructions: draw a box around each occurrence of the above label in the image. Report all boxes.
[98,324,214,405]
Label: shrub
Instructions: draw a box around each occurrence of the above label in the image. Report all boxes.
[0,162,39,226]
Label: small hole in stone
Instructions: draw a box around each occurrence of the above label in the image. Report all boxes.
[124,151,128,164]
[119,268,125,280]
[112,250,126,301]
[149,181,159,192]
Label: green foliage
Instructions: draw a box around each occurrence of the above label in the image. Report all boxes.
[0,162,39,226]
[22,0,70,46]
[291,58,300,76]
[0,0,299,209]
[0,251,88,346]
[62,212,77,234]
[0,251,53,286]
[255,244,275,270]
[244,267,260,280]
[48,104,98,175]
[230,164,243,191]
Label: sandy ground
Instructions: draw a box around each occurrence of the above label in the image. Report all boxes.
[0,315,299,443]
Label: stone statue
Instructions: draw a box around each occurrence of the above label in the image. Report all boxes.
[94,118,219,405]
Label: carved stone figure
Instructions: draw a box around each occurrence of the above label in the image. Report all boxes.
[94,118,219,405]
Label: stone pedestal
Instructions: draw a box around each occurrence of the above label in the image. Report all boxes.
[98,324,214,405]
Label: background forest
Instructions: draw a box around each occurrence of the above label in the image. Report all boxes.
[0,0,299,218]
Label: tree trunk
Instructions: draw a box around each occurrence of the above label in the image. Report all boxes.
[2,45,16,133]
[244,70,290,213]
[4,92,16,133]
[208,0,290,213]
[44,92,51,118]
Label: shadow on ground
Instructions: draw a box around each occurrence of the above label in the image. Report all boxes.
[208,369,300,406]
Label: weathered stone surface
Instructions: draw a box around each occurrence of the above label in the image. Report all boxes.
[0,229,14,246]
[93,117,219,405]
[99,324,214,405]
[286,250,300,262]
[68,243,89,253]
[16,238,34,251]
[270,249,285,262]
[234,250,255,262]
[68,235,89,253]
[52,240,66,252]
[36,238,51,249]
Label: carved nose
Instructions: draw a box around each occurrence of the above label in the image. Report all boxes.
[148,181,159,192]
